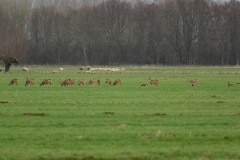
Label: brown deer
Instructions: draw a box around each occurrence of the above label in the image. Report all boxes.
[61,80,68,86]
[97,79,100,85]
[68,79,75,86]
[25,78,35,86]
[189,79,199,86]
[113,79,122,86]
[89,78,100,85]
[40,79,52,86]
[61,79,74,86]
[9,78,18,86]
[149,77,159,86]
[89,78,96,85]
[105,79,112,86]
[78,79,86,86]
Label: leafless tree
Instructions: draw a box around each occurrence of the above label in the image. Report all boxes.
[0,0,29,61]
[0,0,240,66]
[94,0,131,65]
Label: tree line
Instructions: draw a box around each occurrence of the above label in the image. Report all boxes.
[0,0,240,66]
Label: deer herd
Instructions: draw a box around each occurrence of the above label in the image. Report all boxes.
[7,78,124,87]
[8,77,151,87]
[7,76,161,87]
[6,77,237,87]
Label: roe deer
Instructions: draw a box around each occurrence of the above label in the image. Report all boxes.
[189,79,198,86]
[9,78,18,86]
[25,78,35,86]
[97,79,100,85]
[40,79,52,86]
[113,79,122,86]
[105,79,111,86]
[89,78,100,85]
[61,79,74,86]
[149,77,159,86]
[78,79,86,86]
[89,78,96,85]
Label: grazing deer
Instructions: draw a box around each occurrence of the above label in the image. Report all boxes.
[61,80,68,86]
[78,79,86,86]
[89,78,96,85]
[68,79,75,86]
[105,79,112,86]
[228,82,235,87]
[61,79,74,86]
[40,79,52,86]
[9,78,18,86]
[149,77,159,86]
[89,78,100,85]
[139,82,147,87]
[113,79,122,86]
[189,79,199,86]
[25,78,35,86]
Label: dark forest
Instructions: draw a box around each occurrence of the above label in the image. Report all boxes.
[0,0,240,66]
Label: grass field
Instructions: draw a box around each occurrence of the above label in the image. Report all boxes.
[0,66,240,160]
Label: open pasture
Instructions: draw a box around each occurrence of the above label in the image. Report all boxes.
[1,66,240,160]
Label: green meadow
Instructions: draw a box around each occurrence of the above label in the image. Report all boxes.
[0,66,240,160]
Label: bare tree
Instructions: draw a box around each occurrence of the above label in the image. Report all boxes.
[68,3,96,65]
[132,1,149,64]
[0,0,29,61]
[225,0,240,65]
[1,0,239,66]
[94,0,131,65]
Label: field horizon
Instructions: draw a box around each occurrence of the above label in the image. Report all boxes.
[0,66,240,160]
